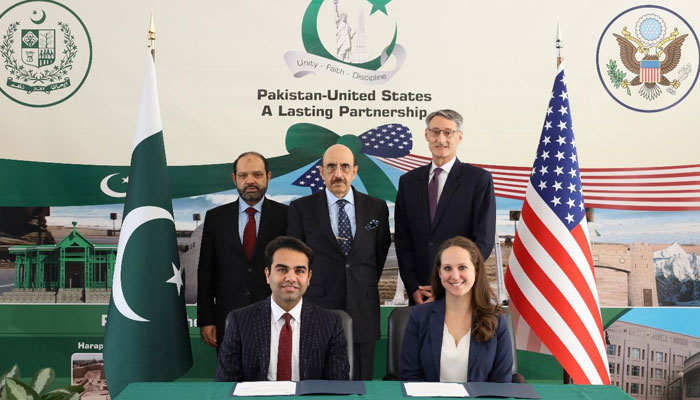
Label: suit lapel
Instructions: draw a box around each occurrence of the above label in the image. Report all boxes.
[429,300,446,379]
[227,200,246,256]
[298,302,314,380]
[468,333,478,381]
[347,187,366,258]
[259,298,272,379]
[318,191,344,255]
[415,165,432,234]
[252,198,271,259]
[431,160,462,233]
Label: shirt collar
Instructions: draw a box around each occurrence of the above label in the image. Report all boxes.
[430,157,457,176]
[238,197,264,214]
[271,297,303,323]
[325,187,355,208]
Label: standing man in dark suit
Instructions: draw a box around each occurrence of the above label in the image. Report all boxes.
[395,109,496,305]
[216,236,349,382]
[287,144,391,380]
[198,152,288,348]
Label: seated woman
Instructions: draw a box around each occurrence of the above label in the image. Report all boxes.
[400,236,513,382]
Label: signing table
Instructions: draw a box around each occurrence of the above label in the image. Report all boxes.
[117,381,631,400]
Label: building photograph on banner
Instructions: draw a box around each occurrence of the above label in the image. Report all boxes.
[0,0,699,396]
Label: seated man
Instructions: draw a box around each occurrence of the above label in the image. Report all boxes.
[216,236,350,382]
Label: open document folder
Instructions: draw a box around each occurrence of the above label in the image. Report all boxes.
[232,380,366,396]
[403,382,540,398]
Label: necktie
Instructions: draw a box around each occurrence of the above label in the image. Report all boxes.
[277,313,292,381]
[336,199,353,256]
[242,207,256,260]
[428,167,443,222]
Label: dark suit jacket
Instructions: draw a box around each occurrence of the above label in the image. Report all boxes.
[394,159,496,297]
[400,299,513,383]
[197,198,288,345]
[287,188,391,343]
[216,297,350,382]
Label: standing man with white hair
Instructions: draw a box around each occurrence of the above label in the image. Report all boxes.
[394,109,496,305]
[288,144,391,380]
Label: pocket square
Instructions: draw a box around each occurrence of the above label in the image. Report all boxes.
[364,219,380,230]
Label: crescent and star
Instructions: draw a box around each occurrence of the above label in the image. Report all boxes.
[31,10,46,24]
[112,206,183,322]
[302,0,397,70]
[100,173,128,198]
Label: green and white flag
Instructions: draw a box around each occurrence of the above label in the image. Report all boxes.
[104,51,192,398]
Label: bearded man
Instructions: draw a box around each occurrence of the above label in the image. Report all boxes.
[197,152,288,349]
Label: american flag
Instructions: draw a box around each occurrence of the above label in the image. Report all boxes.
[291,161,325,193]
[477,162,700,211]
[359,123,413,157]
[378,154,700,211]
[640,59,661,83]
[503,67,610,385]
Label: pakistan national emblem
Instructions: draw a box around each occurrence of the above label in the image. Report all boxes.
[597,5,700,112]
[0,0,91,107]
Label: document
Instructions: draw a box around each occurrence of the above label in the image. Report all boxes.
[465,382,540,399]
[403,382,469,397]
[232,381,296,396]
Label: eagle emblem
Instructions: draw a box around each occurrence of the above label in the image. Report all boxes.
[607,14,689,101]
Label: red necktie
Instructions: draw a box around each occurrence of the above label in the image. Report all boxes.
[277,313,292,381]
[242,207,256,260]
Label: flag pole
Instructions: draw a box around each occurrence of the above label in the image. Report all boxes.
[557,22,572,385]
[556,22,563,68]
[148,11,156,62]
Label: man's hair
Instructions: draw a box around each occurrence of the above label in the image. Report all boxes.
[233,151,269,175]
[425,109,463,131]
[265,236,314,268]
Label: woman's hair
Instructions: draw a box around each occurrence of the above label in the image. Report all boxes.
[430,236,503,342]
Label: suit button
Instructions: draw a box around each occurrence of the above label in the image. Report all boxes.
[429,242,434,247]
[247,268,252,273]
[245,291,250,296]
[345,264,350,269]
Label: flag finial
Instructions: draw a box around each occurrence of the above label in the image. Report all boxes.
[148,11,156,61]
[556,22,563,67]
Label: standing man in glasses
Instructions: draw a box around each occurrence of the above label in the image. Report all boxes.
[288,144,391,380]
[394,109,496,305]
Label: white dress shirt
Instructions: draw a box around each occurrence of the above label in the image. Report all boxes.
[429,157,456,203]
[439,324,470,383]
[267,299,302,381]
[237,198,263,243]
[325,187,356,238]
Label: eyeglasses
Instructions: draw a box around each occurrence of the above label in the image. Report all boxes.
[322,163,353,173]
[427,128,459,138]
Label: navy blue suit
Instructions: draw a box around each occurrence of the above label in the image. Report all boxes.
[394,159,496,298]
[216,297,350,382]
[400,299,513,382]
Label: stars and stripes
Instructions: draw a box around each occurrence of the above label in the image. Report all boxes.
[291,161,325,193]
[359,123,413,157]
[503,67,610,385]
[640,59,661,83]
[473,163,700,211]
[376,153,700,211]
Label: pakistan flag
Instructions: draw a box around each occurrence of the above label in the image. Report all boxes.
[104,52,192,397]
